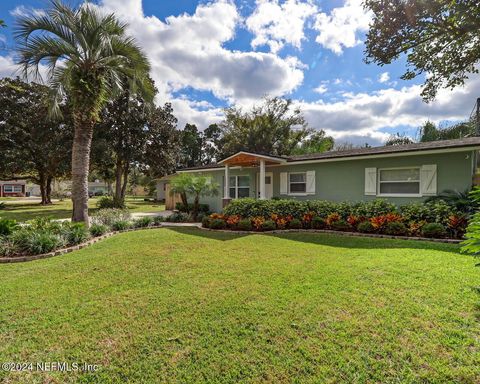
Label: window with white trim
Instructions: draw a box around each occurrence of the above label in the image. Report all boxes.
[229,176,250,198]
[289,172,306,194]
[378,168,420,195]
[3,185,22,193]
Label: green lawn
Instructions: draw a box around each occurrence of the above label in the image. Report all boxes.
[0,197,165,221]
[0,229,479,383]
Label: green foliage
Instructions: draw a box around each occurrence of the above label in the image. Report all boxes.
[237,219,253,231]
[311,216,326,230]
[0,202,5,210]
[209,219,227,230]
[112,220,131,231]
[10,228,65,255]
[89,224,109,237]
[461,188,480,255]
[0,239,17,257]
[261,220,276,231]
[133,217,153,228]
[358,221,375,233]
[97,196,126,209]
[176,202,210,213]
[292,130,335,155]
[288,219,302,229]
[92,209,131,227]
[63,222,90,245]
[421,223,447,238]
[426,188,477,215]
[364,1,480,100]
[153,216,166,225]
[400,201,454,226]
[418,121,474,143]
[385,133,414,146]
[202,216,211,228]
[219,97,311,158]
[166,212,189,223]
[329,220,351,232]
[384,222,408,236]
[0,218,18,237]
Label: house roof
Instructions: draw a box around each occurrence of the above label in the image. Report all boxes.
[178,137,480,171]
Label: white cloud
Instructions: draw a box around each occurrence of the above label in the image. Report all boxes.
[10,5,46,18]
[246,0,317,53]
[313,0,372,54]
[378,72,390,83]
[313,84,328,94]
[96,0,305,126]
[299,75,480,144]
[0,55,49,80]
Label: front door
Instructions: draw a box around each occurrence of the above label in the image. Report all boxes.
[257,172,273,199]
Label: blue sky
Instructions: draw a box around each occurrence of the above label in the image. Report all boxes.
[0,0,478,146]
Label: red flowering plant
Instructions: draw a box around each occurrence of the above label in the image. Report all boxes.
[369,216,387,231]
[251,216,265,231]
[210,213,225,220]
[385,213,404,223]
[346,215,362,228]
[408,220,427,236]
[326,213,341,227]
[302,211,315,228]
[447,214,468,239]
[226,215,241,229]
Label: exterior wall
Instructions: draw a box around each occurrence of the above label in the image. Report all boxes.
[187,150,476,212]
[0,182,26,197]
[270,151,474,205]
[156,181,167,201]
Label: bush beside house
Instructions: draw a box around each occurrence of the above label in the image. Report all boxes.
[201,198,469,239]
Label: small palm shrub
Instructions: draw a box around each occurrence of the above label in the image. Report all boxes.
[0,202,5,210]
[288,218,302,229]
[209,218,226,230]
[261,220,276,231]
[384,221,408,236]
[238,218,253,231]
[0,218,18,236]
[90,224,109,237]
[357,221,375,233]
[421,223,446,238]
[112,220,131,231]
[133,217,153,228]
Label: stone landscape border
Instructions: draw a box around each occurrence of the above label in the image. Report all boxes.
[0,223,461,263]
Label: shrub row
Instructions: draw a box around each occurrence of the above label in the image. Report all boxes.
[205,199,467,239]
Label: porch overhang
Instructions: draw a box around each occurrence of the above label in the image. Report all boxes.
[218,151,287,167]
[219,151,286,202]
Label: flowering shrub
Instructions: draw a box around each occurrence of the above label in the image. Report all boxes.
[252,217,265,231]
[226,215,241,229]
[326,213,341,227]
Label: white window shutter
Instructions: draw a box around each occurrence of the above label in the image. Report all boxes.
[420,164,437,196]
[306,171,315,194]
[280,172,288,194]
[365,168,377,196]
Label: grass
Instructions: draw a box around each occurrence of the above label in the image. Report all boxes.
[0,197,165,221]
[0,228,478,383]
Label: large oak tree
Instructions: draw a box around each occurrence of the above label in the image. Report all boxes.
[364,0,480,101]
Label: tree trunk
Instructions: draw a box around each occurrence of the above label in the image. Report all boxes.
[71,112,95,225]
[114,158,123,201]
[39,173,47,205]
[46,176,53,204]
[192,194,200,221]
[121,164,129,201]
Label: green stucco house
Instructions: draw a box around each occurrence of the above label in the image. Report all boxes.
[169,137,480,213]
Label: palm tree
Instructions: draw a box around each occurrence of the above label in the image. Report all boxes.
[15,0,154,225]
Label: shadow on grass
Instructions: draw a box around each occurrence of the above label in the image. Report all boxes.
[167,227,460,254]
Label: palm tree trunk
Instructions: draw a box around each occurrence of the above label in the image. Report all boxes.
[71,112,95,225]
